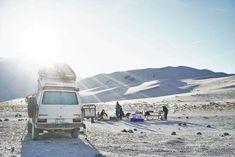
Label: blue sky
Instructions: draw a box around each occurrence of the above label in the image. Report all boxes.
[0,0,234,78]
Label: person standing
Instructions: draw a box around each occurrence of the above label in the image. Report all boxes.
[116,101,123,120]
[162,106,169,120]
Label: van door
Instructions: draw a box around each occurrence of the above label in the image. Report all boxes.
[38,91,81,123]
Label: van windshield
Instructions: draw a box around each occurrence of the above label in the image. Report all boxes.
[42,91,78,105]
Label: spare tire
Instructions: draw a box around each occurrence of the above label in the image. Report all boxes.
[28,97,37,118]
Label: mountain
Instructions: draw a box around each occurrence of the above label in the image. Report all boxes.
[0,58,37,102]
[0,58,233,103]
[77,66,233,103]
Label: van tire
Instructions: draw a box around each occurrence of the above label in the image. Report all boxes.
[28,121,32,133]
[71,129,79,138]
[28,97,37,118]
[32,125,39,140]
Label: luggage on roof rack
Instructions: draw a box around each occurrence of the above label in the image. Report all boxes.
[37,63,77,90]
[38,63,76,80]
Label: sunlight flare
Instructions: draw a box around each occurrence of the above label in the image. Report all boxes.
[20,25,62,63]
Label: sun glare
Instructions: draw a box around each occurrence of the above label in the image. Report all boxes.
[20,25,62,63]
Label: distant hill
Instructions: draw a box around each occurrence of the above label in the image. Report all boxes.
[0,58,233,103]
[77,66,233,103]
[0,58,37,102]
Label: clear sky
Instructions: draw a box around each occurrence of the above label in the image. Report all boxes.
[0,0,234,78]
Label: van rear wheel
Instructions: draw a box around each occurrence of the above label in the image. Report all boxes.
[27,121,32,133]
[71,128,79,138]
[32,125,39,140]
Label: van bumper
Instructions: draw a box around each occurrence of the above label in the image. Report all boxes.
[35,123,83,130]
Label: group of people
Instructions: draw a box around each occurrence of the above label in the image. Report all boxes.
[98,101,169,121]
[99,101,124,120]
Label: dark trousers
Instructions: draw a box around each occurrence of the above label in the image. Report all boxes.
[164,112,168,120]
[116,112,122,120]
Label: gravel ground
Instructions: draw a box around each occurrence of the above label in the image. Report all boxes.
[0,108,235,157]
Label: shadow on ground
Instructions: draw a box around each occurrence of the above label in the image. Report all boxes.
[21,132,100,157]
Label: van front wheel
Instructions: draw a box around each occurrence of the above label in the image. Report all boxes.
[71,129,79,138]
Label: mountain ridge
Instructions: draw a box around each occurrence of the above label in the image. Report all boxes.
[77,66,233,103]
[0,58,234,102]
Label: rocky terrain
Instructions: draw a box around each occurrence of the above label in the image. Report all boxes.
[0,96,235,157]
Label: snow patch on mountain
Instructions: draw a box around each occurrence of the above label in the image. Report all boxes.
[124,80,159,95]
[80,87,117,96]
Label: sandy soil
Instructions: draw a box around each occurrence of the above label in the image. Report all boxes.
[0,106,234,157]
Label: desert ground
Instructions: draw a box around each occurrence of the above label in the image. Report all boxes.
[0,96,235,157]
[1,75,235,156]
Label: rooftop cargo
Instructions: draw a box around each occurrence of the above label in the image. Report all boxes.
[38,64,77,90]
[38,63,77,80]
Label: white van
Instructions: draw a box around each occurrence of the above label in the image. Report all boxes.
[27,64,83,140]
